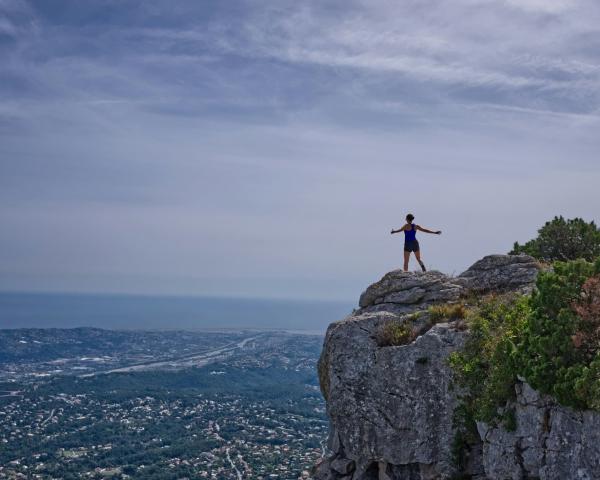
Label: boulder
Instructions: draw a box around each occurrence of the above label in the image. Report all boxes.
[457,254,540,293]
[358,271,461,310]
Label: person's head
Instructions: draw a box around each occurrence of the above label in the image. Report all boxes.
[406,213,415,223]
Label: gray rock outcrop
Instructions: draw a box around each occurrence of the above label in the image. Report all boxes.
[478,380,600,480]
[456,254,540,294]
[318,317,468,479]
[311,254,600,479]
[358,271,463,316]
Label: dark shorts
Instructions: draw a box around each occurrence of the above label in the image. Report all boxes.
[404,240,420,252]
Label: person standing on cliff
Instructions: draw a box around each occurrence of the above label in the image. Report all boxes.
[390,214,441,272]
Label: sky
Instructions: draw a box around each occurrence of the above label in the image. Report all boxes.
[1,0,599,302]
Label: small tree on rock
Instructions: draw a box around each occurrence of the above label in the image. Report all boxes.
[510,216,600,262]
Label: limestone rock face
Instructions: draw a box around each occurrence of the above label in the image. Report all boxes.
[313,254,587,480]
[320,317,467,479]
[358,271,463,316]
[478,381,600,480]
[457,254,540,294]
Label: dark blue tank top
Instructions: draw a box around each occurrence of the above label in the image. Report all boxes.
[404,224,417,242]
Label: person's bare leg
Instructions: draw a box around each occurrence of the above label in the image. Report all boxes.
[415,250,426,272]
[403,251,410,271]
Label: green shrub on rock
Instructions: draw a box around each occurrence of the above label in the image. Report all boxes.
[449,294,529,428]
[574,356,600,410]
[450,256,600,427]
[517,258,600,409]
[510,216,600,262]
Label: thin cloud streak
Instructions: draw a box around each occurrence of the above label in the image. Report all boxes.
[0,0,599,299]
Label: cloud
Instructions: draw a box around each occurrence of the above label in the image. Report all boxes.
[503,0,575,14]
[1,0,599,299]
[4,1,600,112]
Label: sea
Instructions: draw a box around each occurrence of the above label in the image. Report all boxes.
[0,292,353,333]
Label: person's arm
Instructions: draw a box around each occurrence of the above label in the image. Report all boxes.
[390,224,407,234]
[416,225,442,235]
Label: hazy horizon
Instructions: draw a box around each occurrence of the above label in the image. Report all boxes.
[0,288,356,303]
[0,291,352,331]
[2,1,600,300]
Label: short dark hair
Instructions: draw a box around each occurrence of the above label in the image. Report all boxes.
[406,213,415,222]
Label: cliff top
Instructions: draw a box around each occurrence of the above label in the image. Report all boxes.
[357,254,540,314]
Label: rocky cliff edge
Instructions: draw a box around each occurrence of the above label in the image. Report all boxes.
[313,255,600,480]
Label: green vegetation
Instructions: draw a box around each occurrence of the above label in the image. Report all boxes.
[1,365,327,479]
[449,294,528,429]
[510,216,600,262]
[377,320,415,347]
[518,258,600,409]
[429,303,467,323]
[450,257,600,434]
[377,304,469,348]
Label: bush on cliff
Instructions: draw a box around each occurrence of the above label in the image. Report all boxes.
[518,258,600,408]
[449,294,529,428]
[510,216,600,262]
[450,257,600,427]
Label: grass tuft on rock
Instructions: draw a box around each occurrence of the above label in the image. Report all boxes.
[376,320,416,347]
[429,303,468,323]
